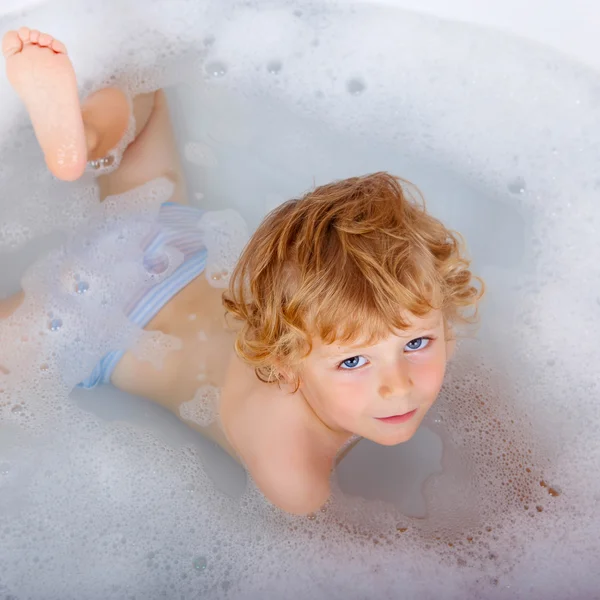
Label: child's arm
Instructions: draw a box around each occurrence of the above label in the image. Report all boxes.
[228,404,333,515]
[250,451,332,515]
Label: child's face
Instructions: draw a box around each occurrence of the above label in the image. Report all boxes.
[299,310,449,446]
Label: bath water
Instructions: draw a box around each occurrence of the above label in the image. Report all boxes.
[0,1,599,598]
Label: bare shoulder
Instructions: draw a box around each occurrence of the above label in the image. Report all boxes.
[251,426,333,515]
[224,383,335,515]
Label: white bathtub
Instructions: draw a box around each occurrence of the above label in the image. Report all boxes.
[1,1,599,598]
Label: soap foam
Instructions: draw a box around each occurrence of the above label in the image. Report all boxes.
[179,385,220,428]
[1,0,599,598]
[198,209,249,288]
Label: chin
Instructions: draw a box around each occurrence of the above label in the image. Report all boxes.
[372,427,418,446]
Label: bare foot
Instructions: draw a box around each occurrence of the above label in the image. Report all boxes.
[2,28,87,181]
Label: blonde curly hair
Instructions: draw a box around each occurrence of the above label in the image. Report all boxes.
[223,172,483,385]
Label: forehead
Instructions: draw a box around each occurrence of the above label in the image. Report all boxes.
[310,309,444,356]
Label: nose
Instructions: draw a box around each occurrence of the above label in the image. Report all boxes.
[379,363,412,399]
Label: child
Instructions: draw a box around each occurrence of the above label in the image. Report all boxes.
[2,28,483,515]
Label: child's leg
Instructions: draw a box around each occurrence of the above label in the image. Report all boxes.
[3,28,188,206]
[3,27,152,182]
[2,28,189,316]
[95,88,189,205]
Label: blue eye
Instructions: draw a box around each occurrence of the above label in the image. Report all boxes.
[404,337,431,352]
[339,356,368,370]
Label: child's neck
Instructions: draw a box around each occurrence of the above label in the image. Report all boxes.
[298,387,356,448]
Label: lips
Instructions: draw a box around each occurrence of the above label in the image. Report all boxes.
[375,409,417,424]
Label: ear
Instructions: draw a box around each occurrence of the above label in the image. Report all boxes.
[270,362,300,393]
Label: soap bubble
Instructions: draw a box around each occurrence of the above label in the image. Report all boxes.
[507,176,527,194]
[193,556,208,572]
[346,77,366,95]
[75,281,89,295]
[48,318,63,332]
[267,60,283,74]
[205,61,228,78]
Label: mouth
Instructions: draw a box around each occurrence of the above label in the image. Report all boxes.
[375,409,418,424]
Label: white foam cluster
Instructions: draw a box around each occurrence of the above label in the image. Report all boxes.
[198,209,249,288]
[131,330,183,371]
[185,141,219,169]
[179,384,220,427]
[0,177,176,400]
[1,0,600,598]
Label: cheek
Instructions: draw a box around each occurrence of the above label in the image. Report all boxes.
[329,374,371,414]
[303,369,362,407]
[414,359,446,397]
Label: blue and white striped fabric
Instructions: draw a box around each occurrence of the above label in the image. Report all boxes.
[78,202,207,389]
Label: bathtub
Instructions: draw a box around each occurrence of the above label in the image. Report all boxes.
[1,1,599,598]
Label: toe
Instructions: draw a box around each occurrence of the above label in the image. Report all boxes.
[17,27,31,43]
[38,33,53,47]
[1,31,23,58]
[50,39,67,55]
[29,30,40,44]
